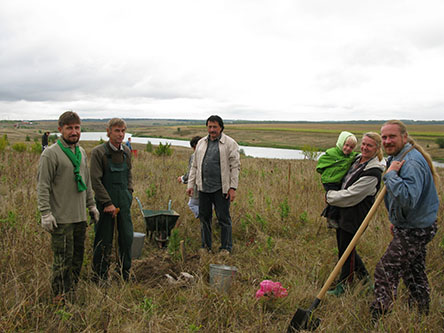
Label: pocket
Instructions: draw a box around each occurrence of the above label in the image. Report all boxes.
[389,203,405,223]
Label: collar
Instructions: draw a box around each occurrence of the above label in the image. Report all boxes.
[207,133,223,142]
[108,141,123,151]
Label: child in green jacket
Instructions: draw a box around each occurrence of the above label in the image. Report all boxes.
[316,131,358,229]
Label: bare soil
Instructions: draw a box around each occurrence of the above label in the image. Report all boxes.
[132,251,201,286]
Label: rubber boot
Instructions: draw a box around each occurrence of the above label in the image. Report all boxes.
[327,283,345,296]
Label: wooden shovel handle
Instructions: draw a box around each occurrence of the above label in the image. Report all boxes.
[114,208,120,264]
[317,186,387,299]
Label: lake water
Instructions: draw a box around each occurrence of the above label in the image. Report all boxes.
[78,132,444,168]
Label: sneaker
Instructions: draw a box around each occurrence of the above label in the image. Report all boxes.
[327,283,345,296]
[219,249,230,256]
[198,248,209,257]
[327,218,339,229]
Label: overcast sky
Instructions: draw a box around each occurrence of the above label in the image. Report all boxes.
[1,0,444,121]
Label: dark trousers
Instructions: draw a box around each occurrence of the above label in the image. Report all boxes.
[199,189,232,252]
[51,222,86,296]
[93,209,133,280]
[321,183,341,220]
[336,227,368,283]
[371,222,437,315]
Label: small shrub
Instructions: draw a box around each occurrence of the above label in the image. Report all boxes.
[25,135,31,141]
[31,142,42,154]
[49,134,58,143]
[299,211,308,223]
[154,142,172,156]
[55,309,72,321]
[266,236,274,251]
[247,190,254,207]
[0,211,17,229]
[146,184,157,198]
[439,236,444,251]
[188,324,202,332]
[168,229,181,259]
[279,198,290,220]
[0,136,8,152]
[302,144,321,160]
[12,142,27,152]
[436,137,444,148]
[146,141,153,152]
[256,213,267,230]
[140,297,156,319]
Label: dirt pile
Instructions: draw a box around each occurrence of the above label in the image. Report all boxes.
[132,252,201,285]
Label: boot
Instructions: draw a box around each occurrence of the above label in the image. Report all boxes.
[326,218,339,229]
[327,283,345,296]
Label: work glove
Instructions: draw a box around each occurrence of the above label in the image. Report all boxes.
[88,206,100,225]
[41,213,58,232]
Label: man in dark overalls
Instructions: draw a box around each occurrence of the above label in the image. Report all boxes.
[90,118,134,281]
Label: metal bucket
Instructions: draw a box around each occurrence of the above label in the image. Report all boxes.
[131,232,145,259]
[209,264,238,292]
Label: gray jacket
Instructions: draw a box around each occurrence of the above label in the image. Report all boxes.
[187,133,240,194]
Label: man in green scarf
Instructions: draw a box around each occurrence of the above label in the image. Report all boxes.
[37,111,99,303]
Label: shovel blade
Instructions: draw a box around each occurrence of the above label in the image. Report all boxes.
[287,308,320,332]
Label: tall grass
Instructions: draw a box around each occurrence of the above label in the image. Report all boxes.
[0,145,443,332]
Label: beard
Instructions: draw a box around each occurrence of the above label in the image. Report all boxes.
[64,135,80,145]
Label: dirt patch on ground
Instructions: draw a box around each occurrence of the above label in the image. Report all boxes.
[132,251,201,286]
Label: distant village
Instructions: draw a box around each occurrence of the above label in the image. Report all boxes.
[13,121,34,128]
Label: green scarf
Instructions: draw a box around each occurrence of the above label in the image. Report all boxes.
[57,139,87,192]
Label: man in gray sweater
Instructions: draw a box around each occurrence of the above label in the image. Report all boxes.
[37,111,99,303]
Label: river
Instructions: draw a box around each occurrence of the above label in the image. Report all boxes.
[78,132,444,168]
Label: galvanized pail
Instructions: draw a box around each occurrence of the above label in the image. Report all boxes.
[209,264,238,292]
[131,232,145,259]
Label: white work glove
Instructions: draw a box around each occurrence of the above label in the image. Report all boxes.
[41,213,58,232]
[88,206,100,224]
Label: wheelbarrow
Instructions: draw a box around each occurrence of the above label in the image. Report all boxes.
[135,197,180,248]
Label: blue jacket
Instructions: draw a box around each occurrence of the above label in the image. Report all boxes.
[383,143,439,228]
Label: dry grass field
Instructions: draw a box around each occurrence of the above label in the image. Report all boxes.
[0,129,443,332]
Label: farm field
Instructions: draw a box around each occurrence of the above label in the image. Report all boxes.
[0,128,444,332]
[3,119,444,161]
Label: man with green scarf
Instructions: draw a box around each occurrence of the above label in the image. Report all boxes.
[37,111,99,303]
[90,118,134,281]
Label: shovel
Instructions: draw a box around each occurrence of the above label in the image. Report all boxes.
[287,186,387,332]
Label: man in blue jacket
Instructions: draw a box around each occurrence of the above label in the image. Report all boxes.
[371,120,439,319]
